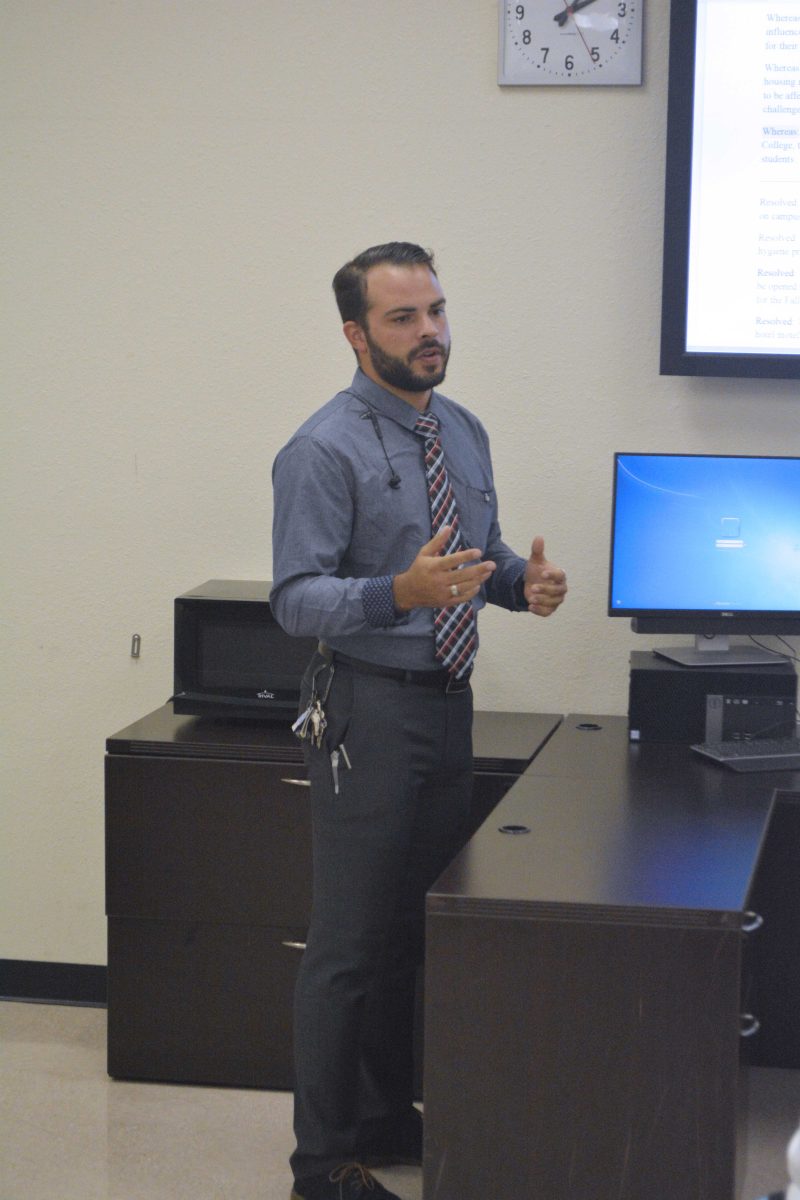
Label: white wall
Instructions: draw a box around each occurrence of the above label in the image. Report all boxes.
[3,1,798,966]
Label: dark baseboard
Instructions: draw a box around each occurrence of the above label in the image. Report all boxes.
[0,959,107,1007]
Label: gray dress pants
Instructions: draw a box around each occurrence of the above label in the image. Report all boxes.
[289,650,473,1183]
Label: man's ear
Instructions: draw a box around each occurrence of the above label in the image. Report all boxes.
[343,320,367,355]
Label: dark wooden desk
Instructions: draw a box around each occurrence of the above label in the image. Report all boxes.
[424,714,800,1200]
[104,703,561,1089]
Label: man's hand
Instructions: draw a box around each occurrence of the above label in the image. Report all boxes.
[393,526,496,612]
[524,536,567,616]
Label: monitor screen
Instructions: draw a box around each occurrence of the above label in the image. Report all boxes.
[660,0,800,380]
[608,453,800,665]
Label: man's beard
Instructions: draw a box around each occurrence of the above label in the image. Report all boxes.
[363,326,450,393]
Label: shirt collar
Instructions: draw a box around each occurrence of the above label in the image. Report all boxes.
[349,368,442,432]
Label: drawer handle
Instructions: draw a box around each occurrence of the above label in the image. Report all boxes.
[281,778,311,788]
[740,1013,761,1038]
[742,911,764,933]
[281,940,307,951]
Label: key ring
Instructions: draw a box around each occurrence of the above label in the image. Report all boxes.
[309,657,336,703]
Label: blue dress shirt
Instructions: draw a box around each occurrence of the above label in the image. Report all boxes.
[271,369,527,671]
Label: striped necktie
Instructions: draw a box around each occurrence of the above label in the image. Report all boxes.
[414,412,477,680]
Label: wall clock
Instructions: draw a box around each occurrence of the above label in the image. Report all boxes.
[498,1,643,86]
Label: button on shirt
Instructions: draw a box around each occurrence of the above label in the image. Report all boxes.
[270,369,527,671]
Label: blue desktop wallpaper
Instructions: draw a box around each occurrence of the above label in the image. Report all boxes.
[610,455,800,613]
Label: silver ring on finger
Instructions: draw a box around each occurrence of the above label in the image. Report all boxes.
[450,583,459,598]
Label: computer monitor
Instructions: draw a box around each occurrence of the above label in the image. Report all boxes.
[608,453,800,666]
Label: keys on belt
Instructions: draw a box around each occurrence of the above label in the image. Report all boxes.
[292,657,333,750]
[292,653,351,794]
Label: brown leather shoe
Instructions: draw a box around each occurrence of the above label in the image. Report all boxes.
[291,1162,403,1199]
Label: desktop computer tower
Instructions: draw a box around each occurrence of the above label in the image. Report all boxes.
[627,650,797,743]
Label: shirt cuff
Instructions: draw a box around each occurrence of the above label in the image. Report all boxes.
[362,576,397,628]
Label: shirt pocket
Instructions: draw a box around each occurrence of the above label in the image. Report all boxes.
[454,483,496,554]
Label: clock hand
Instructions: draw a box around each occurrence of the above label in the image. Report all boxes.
[552,0,596,61]
[553,0,600,28]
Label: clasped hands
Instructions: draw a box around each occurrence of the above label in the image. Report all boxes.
[393,526,567,617]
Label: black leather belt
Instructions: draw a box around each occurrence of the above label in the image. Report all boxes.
[324,648,472,693]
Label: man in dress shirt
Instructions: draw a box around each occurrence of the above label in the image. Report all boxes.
[271,242,567,1200]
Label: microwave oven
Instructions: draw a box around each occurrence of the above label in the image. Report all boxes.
[171,579,317,720]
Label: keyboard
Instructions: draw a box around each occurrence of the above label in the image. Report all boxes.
[691,736,800,773]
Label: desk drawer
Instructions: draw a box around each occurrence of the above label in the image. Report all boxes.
[107,916,306,1088]
[105,755,312,924]
[744,793,800,1068]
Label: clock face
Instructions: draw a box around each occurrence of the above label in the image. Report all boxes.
[498,1,643,86]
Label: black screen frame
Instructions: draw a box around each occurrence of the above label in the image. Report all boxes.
[659,0,800,381]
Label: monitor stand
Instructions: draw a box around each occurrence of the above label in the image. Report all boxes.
[653,635,791,668]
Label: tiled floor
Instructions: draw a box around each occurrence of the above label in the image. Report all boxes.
[0,1000,797,1199]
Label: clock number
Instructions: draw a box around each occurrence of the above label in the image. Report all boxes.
[618,2,627,14]
[610,27,620,43]
[540,46,549,63]
[522,28,531,44]
[590,46,600,62]
[565,54,574,71]
[515,4,525,18]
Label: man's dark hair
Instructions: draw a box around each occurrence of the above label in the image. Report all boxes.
[332,242,437,324]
